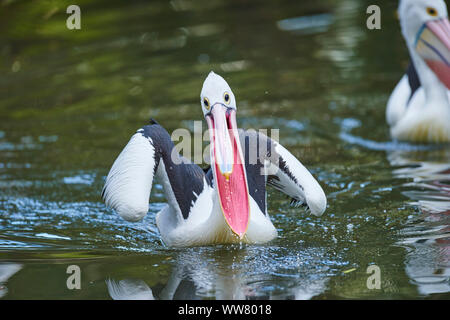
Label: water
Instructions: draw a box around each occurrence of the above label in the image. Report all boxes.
[0,0,449,299]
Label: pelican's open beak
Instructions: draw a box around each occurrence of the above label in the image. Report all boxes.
[415,18,450,89]
[205,104,250,239]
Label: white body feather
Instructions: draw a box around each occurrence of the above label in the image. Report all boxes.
[156,183,277,247]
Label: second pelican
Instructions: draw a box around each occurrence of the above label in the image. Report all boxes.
[387,0,450,143]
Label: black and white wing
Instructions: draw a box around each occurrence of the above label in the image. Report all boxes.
[267,140,326,216]
[102,120,209,222]
[239,130,326,216]
[238,130,270,216]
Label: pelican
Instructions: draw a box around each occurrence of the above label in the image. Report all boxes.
[102,72,326,247]
[387,0,450,143]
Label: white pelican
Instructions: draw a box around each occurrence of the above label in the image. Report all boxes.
[102,72,326,247]
[387,0,450,143]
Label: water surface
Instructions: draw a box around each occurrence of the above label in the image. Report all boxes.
[0,0,449,299]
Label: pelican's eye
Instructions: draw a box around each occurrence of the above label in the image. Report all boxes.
[426,7,438,17]
[203,97,210,110]
[224,92,230,104]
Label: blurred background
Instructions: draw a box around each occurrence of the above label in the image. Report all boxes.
[0,0,449,299]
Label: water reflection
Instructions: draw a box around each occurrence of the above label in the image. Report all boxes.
[388,150,450,296]
[107,278,155,300]
[106,246,337,300]
[0,263,22,298]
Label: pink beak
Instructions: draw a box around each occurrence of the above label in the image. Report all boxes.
[415,18,450,89]
[206,104,250,239]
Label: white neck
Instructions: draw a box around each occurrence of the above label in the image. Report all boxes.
[408,44,450,106]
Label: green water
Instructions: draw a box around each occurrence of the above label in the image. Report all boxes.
[0,0,449,299]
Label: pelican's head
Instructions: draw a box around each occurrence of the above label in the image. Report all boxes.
[200,71,237,115]
[200,72,250,239]
[399,0,450,89]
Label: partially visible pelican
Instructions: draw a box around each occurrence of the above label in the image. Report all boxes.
[102,72,326,247]
[387,0,450,143]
